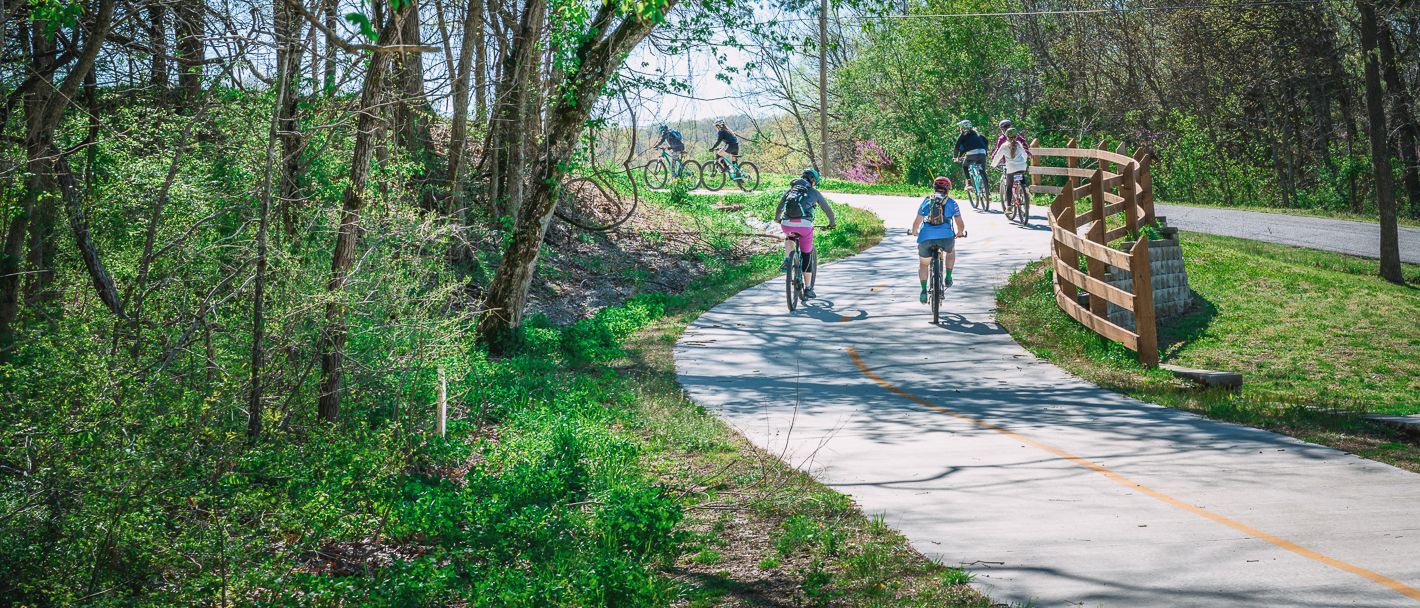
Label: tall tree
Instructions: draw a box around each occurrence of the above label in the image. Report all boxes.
[476,0,678,345]
[1358,0,1404,283]
[0,0,118,361]
[318,5,413,422]
[1378,16,1420,216]
[175,0,204,107]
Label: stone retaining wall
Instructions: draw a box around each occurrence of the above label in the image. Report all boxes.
[1105,233,1191,331]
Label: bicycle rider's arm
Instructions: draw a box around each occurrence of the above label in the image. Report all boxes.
[954,212,967,237]
[910,212,924,236]
[818,193,836,227]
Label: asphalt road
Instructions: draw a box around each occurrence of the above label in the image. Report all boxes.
[1156,204,1420,264]
[674,194,1420,607]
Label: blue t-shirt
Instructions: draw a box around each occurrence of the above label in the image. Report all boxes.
[916,196,959,241]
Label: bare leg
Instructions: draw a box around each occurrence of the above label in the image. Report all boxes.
[918,257,931,281]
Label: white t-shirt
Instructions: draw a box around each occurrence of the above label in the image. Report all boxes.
[994,144,1031,174]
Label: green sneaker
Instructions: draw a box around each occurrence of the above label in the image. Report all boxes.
[919,289,928,304]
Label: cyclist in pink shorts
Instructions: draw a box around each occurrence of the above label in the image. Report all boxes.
[776,168,836,299]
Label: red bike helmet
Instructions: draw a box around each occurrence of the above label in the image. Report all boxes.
[932,176,952,193]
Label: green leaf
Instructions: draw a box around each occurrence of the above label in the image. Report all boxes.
[344,11,378,41]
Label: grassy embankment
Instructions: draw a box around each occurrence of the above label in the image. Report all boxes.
[997,231,1420,472]
[232,183,998,605]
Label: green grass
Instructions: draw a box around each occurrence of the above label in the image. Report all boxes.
[996,232,1420,471]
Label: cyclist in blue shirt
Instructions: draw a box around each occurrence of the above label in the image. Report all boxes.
[909,176,968,303]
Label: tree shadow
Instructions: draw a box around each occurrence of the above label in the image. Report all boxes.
[1158,289,1219,363]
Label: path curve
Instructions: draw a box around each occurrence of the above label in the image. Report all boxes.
[1156,203,1420,264]
[674,193,1420,607]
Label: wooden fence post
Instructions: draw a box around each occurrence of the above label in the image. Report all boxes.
[1029,138,1041,201]
[1123,161,1140,239]
[1054,185,1079,302]
[1133,148,1156,225]
[1087,168,1108,316]
[1065,139,1079,193]
[1130,241,1158,367]
[436,366,447,438]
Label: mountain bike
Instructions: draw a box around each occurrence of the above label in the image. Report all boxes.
[783,227,828,312]
[959,157,990,211]
[924,233,965,323]
[702,155,760,192]
[1001,171,1031,226]
[643,147,700,190]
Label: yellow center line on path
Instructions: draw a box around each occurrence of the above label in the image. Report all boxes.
[845,347,1420,604]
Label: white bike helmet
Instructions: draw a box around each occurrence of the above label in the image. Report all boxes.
[957,120,973,129]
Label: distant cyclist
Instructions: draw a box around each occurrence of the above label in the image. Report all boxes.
[709,119,741,177]
[953,120,989,181]
[992,127,1032,210]
[775,168,836,299]
[909,176,968,304]
[652,124,686,158]
[993,119,1031,157]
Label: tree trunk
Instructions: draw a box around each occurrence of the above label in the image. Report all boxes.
[448,0,481,211]
[274,0,305,235]
[393,0,432,165]
[175,0,204,109]
[477,1,676,346]
[487,0,544,219]
[323,0,338,94]
[1358,0,1404,284]
[148,0,169,89]
[1378,20,1420,218]
[473,0,487,122]
[317,10,408,422]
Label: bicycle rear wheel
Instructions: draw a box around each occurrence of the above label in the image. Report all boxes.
[735,162,760,191]
[785,250,800,312]
[1017,185,1030,225]
[643,159,668,190]
[702,161,727,191]
[930,253,942,324]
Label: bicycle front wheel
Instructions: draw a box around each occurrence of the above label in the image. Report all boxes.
[735,162,760,192]
[966,183,979,210]
[643,159,668,190]
[702,161,727,192]
[974,170,989,211]
[785,250,800,312]
[1017,186,1030,225]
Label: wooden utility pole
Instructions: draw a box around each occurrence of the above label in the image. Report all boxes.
[818,0,829,177]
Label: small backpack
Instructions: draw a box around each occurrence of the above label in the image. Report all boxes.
[667,128,682,141]
[925,194,950,226]
[782,183,812,219]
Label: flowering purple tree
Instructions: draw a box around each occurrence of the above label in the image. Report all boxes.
[841,140,894,183]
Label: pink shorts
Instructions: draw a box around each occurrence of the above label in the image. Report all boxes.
[781,224,814,253]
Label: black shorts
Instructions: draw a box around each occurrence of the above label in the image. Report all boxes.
[917,236,956,257]
[962,153,987,166]
[723,144,740,156]
[669,144,685,153]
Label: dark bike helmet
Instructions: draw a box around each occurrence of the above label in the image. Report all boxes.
[998,119,1013,131]
[801,167,821,185]
[933,176,952,193]
[658,124,669,133]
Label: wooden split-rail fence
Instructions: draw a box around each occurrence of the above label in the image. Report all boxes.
[1025,139,1161,367]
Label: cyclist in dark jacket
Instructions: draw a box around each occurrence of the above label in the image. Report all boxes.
[653,124,685,152]
[953,120,989,174]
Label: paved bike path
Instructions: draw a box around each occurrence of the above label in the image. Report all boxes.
[1156,203,1420,264]
[674,193,1420,607]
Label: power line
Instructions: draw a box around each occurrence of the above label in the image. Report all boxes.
[769,0,1325,24]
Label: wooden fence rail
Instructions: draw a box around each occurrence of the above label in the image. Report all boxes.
[1029,139,1160,367]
